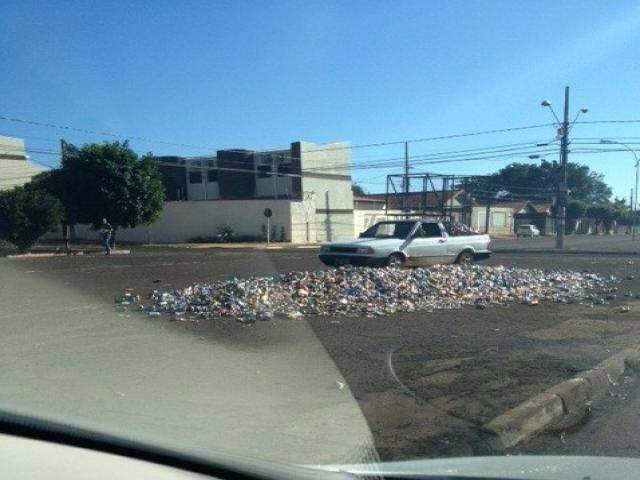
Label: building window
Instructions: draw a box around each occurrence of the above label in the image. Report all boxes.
[257,165,272,178]
[189,171,202,184]
[279,162,292,175]
[207,169,218,182]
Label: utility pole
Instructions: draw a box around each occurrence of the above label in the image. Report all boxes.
[556,86,570,249]
[485,195,491,234]
[60,139,70,255]
[631,188,635,238]
[404,141,409,218]
[631,161,640,241]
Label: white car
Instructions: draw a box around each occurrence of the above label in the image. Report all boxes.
[516,224,540,237]
[319,220,491,267]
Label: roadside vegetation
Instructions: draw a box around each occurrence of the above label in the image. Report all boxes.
[1,141,165,252]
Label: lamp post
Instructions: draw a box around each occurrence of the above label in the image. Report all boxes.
[540,87,588,249]
[600,139,639,240]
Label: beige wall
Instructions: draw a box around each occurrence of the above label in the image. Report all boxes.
[52,200,305,243]
[289,198,317,243]
[471,206,514,234]
[353,209,407,237]
[298,141,354,243]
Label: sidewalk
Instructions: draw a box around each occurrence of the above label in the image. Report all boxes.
[140,242,320,251]
[2,242,131,258]
[491,234,640,256]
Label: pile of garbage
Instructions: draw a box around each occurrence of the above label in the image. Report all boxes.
[123,265,617,323]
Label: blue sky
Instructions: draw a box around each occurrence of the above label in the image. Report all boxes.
[2,0,640,200]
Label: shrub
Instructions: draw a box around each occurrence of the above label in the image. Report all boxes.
[217,224,234,242]
[0,186,63,252]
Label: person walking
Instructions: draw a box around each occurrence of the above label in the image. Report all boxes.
[101,218,113,255]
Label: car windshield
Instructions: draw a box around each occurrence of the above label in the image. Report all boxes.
[361,221,416,239]
[3,1,640,477]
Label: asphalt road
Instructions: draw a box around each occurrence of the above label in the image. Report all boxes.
[1,235,640,463]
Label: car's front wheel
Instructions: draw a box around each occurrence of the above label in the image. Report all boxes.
[386,253,405,268]
[456,250,475,264]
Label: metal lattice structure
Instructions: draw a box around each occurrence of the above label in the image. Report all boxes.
[385,173,487,225]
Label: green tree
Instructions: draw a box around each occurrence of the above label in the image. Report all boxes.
[566,199,587,233]
[60,141,165,232]
[467,161,612,204]
[29,169,78,223]
[565,163,612,204]
[616,209,636,227]
[352,183,367,196]
[0,186,63,252]
[586,204,618,234]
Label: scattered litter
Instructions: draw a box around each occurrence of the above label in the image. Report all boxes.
[336,381,346,390]
[136,265,613,323]
[619,305,631,313]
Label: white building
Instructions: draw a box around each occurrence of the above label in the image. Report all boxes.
[60,140,355,244]
[0,136,47,191]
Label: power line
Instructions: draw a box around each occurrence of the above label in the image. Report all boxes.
[0,115,213,151]
[1,113,557,157]
[237,122,559,155]
[152,147,560,178]
[304,142,558,172]
[575,120,640,125]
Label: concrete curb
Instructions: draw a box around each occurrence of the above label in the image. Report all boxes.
[485,347,640,450]
[492,248,640,256]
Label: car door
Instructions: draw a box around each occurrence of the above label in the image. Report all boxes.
[404,222,448,265]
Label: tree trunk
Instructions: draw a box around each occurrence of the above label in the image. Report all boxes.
[62,223,70,255]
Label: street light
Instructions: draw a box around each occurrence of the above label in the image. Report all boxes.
[541,100,562,125]
[540,87,588,249]
[600,139,639,240]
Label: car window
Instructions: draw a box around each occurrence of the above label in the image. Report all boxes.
[362,222,415,239]
[418,222,443,238]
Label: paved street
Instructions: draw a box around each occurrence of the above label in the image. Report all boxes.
[1,235,640,463]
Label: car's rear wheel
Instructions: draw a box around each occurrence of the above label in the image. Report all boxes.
[386,253,405,268]
[456,250,475,264]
